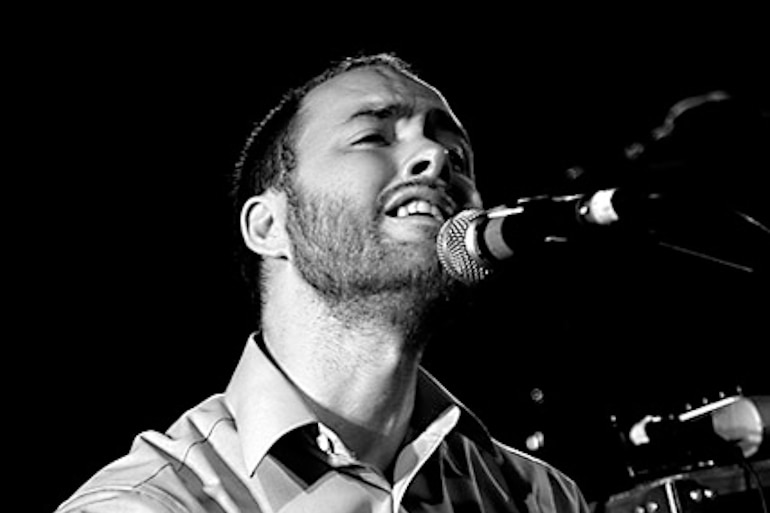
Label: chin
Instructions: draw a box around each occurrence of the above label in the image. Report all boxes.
[387,239,441,271]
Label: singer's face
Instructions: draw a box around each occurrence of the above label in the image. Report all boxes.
[285,66,482,301]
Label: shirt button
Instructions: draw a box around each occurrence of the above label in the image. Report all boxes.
[316,433,332,453]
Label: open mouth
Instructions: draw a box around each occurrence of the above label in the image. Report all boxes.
[392,199,445,223]
[383,188,455,224]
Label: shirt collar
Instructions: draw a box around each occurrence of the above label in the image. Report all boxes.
[415,365,495,452]
[225,333,494,476]
[225,334,317,475]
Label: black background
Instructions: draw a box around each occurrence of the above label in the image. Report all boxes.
[14,12,768,511]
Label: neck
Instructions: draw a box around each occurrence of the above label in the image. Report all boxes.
[261,265,425,474]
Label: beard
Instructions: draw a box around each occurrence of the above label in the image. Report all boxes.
[284,182,467,347]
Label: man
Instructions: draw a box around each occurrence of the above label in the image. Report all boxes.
[57,53,589,512]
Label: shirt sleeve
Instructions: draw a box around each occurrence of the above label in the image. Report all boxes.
[493,439,591,513]
[541,465,591,513]
[55,489,187,513]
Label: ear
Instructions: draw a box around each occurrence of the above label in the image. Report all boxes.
[240,190,291,260]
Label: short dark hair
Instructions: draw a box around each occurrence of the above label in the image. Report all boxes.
[230,53,417,306]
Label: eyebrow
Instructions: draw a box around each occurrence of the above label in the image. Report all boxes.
[342,101,472,153]
[428,109,470,144]
[344,102,414,125]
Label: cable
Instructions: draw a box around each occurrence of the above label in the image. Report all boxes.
[739,457,768,513]
[656,240,756,273]
[734,209,770,237]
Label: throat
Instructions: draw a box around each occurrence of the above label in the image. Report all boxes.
[320,289,440,354]
[305,348,419,476]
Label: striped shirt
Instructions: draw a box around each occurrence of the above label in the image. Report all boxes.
[57,335,589,512]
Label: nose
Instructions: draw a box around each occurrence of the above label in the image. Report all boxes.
[403,143,450,182]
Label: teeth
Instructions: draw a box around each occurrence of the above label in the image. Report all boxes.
[394,200,444,222]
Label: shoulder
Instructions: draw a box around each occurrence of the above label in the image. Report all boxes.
[56,394,240,513]
[491,438,590,513]
[55,487,187,513]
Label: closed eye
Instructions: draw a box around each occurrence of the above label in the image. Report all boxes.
[355,133,390,146]
[446,146,470,177]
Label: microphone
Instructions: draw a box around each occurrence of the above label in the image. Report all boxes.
[436,187,660,284]
[629,396,766,458]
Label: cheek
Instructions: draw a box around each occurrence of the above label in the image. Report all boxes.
[450,174,483,209]
[298,152,397,206]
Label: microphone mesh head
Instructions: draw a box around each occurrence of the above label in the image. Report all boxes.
[436,209,492,285]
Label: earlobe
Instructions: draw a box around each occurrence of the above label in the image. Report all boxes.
[240,193,290,259]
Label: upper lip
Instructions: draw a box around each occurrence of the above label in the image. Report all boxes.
[382,184,457,221]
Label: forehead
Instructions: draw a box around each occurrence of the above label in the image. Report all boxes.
[300,66,456,132]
